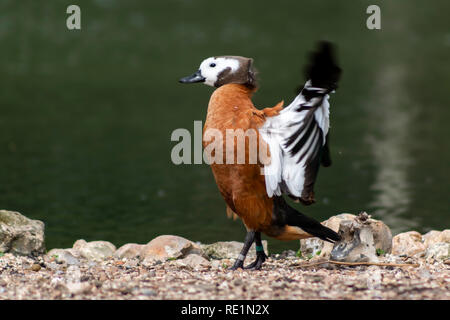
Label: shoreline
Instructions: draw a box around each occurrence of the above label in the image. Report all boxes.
[1,210,449,300]
[0,243,449,300]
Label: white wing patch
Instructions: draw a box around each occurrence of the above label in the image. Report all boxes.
[259,81,331,198]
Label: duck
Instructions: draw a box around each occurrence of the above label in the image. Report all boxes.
[179,42,342,270]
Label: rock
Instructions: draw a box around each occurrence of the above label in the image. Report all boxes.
[47,248,80,265]
[201,240,268,260]
[140,235,204,261]
[0,210,46,256]
[114,243,144,259]
[73,239,87,250]
[424,242,450,262]
[422,231,440,247]
[423,230,450,248]
[438,230,450,242]
[300,212,392,261]
[31,263,41,271]
[392,231,426,256]
[175,254,210,269]
[72,239,116,261]
[330,219,378,262]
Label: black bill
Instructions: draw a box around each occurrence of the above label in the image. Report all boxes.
[179,70,205,83]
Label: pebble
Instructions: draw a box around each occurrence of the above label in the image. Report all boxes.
[31,264,41,272]
[141,289,157,296]
[0,240,449,300]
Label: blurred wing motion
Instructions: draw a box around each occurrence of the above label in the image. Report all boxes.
[259,42,341,205]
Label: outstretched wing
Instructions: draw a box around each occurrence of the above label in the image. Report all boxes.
[259,42,341,205]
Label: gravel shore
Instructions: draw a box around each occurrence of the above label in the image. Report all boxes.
[0,251,448,300]
[1,210,448,300]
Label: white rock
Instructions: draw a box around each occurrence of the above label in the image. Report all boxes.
[423,230,450,248]
[392,231,425,256]
[47,248,80,265]
[424,242,450,262]
[0,210,46,256]
[72,240,116,261]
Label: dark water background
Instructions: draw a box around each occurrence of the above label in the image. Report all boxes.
[0,0,449,253]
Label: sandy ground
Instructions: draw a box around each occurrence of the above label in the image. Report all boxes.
[0,251,448,300]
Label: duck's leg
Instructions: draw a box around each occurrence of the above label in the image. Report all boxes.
[244,232,267,270]
[229,231,255,270]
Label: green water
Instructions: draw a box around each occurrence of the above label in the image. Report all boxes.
[0,0,449,253]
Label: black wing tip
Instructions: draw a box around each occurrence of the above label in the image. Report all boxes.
[304,41,342,91]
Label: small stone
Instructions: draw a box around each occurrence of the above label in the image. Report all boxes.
[98,272,108,282]
[141,289,157,296]
[233,279,243,286]
[31,263,41,271]
[175,254,210,269]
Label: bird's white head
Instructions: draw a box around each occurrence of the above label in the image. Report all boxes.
[179,56,256,89]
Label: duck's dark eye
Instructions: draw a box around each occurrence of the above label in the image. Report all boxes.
[209,63,216,68]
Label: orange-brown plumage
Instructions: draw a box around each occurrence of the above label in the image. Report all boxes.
[180,46,342,269]
[203,83,283,234]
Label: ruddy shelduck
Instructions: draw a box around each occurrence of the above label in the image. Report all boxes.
[179,42,342,270]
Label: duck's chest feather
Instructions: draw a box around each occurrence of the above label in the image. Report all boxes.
[202,84,277,231]
[204,84,262,133]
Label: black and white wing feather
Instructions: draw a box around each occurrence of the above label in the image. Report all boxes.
[259,42,341,204]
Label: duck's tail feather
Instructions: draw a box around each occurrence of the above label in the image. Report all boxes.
[304,41,342,93]
[274,196,341,243]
